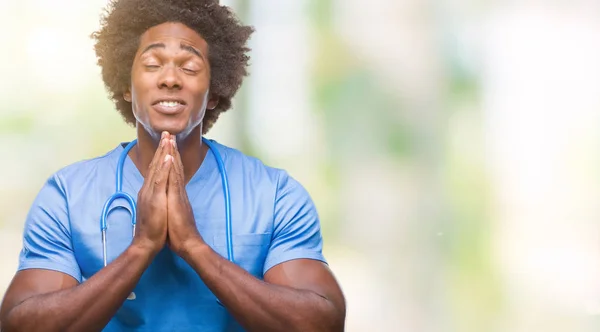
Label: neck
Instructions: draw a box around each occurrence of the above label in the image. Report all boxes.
[130,125,208,184]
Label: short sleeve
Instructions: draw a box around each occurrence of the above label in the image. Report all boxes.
[17,174,82,282]
[263,171,327,274]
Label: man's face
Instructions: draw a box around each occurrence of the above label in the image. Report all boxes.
[125,22,217,141]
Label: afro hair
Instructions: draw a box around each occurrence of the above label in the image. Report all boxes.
[91,0,254,133]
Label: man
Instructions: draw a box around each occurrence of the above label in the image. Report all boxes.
[0,1,346,331]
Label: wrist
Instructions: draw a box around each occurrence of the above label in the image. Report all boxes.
[179,237,210,261]
[130,238,163,258]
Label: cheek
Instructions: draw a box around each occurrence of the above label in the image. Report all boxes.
[187,80,210,106]
[192,89,210,113]
[130,67,155,95]
[130,82,155,114]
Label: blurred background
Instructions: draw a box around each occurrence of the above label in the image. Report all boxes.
[1,0,600,331]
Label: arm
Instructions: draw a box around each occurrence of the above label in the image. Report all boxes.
[181,245,346,332]
[166,143,345,331]
[1,135,174,331]
[0,244,156,332]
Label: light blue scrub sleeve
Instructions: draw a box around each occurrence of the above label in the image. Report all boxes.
[263,171,327,275]
[17,174,82,282]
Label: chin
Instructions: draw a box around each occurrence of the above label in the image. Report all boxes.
[143,113,202,141]
[152,124,201,142]
[149,119,186,135]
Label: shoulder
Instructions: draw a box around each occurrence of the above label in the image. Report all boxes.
[47,144,122,195]
[208,139,289,188]
[209,140,312,206]
[24,144,121,228]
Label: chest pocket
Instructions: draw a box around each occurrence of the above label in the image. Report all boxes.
[212,233,271,278]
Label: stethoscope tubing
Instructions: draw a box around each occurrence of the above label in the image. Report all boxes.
[100,138,233,267]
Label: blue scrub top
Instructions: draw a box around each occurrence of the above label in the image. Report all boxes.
[17,140,327,331]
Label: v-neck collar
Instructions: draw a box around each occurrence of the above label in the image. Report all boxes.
[115,141,218,197]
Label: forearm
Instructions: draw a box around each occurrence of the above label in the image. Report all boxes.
[182,244,342,332]
[2,244,156,332]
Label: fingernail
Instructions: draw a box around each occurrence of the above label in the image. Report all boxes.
[164,154,171,163]
[162,131,168,139]
[170,139,176,148]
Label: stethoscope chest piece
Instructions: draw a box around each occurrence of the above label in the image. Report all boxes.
[127,292,137,301]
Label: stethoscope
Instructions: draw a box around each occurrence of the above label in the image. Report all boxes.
[100,137,234,269]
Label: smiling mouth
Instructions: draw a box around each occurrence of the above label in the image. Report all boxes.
[157,100,183,107]
[152,100,186,114]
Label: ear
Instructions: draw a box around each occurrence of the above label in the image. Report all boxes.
[207,94,219,110]
[123,90,132,103]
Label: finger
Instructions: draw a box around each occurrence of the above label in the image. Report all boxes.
[148,142,174,194]
[170,139,185,184]
[147,132,171,181]
[148,131,170,168]
[152,152,173,193]
[147,138,168,182]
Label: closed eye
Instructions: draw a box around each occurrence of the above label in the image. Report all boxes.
[182,68,198,74]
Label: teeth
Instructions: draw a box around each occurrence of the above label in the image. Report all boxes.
[158,101,181,107]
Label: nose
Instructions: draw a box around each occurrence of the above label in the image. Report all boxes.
[157,65,182,90]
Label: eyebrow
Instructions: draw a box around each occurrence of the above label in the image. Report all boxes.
[141,42,204,60]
